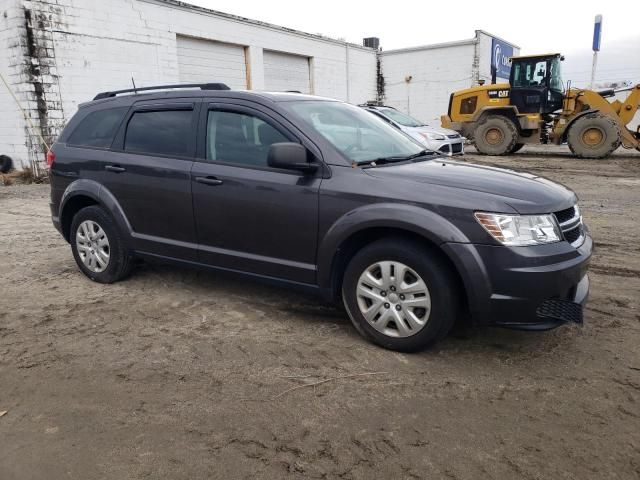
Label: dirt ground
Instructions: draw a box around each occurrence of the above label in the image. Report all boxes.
[1,146,639,480]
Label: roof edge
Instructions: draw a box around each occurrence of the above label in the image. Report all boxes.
[142,0,375,51]
[381,37,478,55]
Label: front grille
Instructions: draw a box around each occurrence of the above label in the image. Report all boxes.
[447,134,460,139]
[537,299,583,324]
[554,206,576,224]
[438,145,450,153]
[554,205,584,247]
[564,225,582,244]
[451,143,463,153]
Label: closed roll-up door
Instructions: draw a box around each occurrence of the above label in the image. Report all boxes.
[263,50,311,93]
[177,36,247,89]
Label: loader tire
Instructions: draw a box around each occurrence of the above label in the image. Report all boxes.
[567,113,621,159]
[509,143,525,154]
[473,116,518,155]
[0,155,13,173]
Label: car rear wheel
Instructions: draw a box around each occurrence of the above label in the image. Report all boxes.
[342,238,459,352]
[70,205,133,283]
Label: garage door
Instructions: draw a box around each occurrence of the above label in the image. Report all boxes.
[177,36,247,90]
[263,50,311,93]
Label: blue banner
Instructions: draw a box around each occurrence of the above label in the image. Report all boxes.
[592,15,602,51]
[492,38,514,80]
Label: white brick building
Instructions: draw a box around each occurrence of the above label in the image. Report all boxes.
[0,0,516,171]
[381,31,520,123]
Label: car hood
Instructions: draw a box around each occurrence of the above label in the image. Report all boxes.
[364,159,576,213]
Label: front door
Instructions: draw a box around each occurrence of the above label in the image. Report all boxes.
[191,102,321,284]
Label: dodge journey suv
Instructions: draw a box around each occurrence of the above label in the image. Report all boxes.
[49,83,592,352]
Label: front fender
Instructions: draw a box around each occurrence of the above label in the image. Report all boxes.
[316,203,470,290]
[59,179,132,241]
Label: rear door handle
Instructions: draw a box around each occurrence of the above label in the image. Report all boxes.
[194,176,223,186]
[105,165,126,173]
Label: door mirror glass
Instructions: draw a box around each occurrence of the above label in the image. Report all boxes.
[267,143,316,172]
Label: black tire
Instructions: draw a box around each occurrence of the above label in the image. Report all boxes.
[0,155,13,173]
[567,112,621,159]
[509,143,525,154]
[473,116,518,155]
[70,205,134,283]
[341,238,459,352]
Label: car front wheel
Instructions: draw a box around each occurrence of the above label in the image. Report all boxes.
[342,238,459,352]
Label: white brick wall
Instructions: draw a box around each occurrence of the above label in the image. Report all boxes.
[0,0,32,169]
[380,40,476,124]
[1,0,378,170]
[380,31,520,124]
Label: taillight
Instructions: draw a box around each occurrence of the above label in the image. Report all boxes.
[46,150,55,169]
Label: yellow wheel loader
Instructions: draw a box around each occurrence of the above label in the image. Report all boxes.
[441,53,640,158]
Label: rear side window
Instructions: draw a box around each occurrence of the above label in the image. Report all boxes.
[67,107,127,148]
[124,110,193,157]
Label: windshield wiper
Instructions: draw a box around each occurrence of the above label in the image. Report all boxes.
[357,149,438,167]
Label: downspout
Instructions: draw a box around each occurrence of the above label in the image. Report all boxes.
[472,30,481,86]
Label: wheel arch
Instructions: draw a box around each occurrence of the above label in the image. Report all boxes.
[317,204,470,307]
[59,179,132,243]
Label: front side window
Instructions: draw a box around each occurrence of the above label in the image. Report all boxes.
[283,101,423,163]
[378,108,424,127]
[206,110,289,166]
[124,109,193,157]
[68,107,128,148]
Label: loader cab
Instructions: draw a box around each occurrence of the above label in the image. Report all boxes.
[509,54,565,114]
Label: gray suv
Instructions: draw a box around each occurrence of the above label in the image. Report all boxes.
[48,84,592,352]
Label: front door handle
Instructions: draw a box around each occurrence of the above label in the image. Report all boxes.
[105,165,126,173]
[194,176,223,186]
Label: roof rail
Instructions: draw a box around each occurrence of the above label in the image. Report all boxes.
[93,83,231,100]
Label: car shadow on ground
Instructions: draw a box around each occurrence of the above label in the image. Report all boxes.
[131,260,579,360]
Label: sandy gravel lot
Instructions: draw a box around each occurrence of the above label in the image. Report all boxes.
[1,146,639,479]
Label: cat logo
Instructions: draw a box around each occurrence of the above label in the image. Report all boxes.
[487,89,510,99]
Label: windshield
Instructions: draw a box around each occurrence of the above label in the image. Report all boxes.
[283,101,424,163]
[379,108,424,127]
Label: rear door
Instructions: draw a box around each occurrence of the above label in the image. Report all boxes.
[104,99,200,260]
[191,100,321,284]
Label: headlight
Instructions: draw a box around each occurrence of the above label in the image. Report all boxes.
[475,212,562,246]
[420,132,446,141]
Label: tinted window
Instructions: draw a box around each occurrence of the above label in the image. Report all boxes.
[124,109,193,157]
[207,110,289,167]
[68,107,127,148]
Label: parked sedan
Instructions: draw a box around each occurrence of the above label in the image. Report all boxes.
[361,105,465,156]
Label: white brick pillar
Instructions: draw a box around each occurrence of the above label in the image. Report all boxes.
[246,45,264,90]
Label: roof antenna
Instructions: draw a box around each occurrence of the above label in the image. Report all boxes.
[131,76,138,94]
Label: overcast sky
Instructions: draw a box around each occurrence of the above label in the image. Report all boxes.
[188,0,640,86]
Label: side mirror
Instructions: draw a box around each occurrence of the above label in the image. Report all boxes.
[267,143,317,173]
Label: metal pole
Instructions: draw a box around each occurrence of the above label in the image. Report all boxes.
[590,51,598,89]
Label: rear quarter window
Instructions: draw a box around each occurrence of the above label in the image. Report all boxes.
[67,107,128,148]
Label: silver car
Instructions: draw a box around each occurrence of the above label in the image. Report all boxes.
[362,105,465,156]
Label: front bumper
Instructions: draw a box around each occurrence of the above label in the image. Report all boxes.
[443,234,592,330]
[422,137,465,156]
